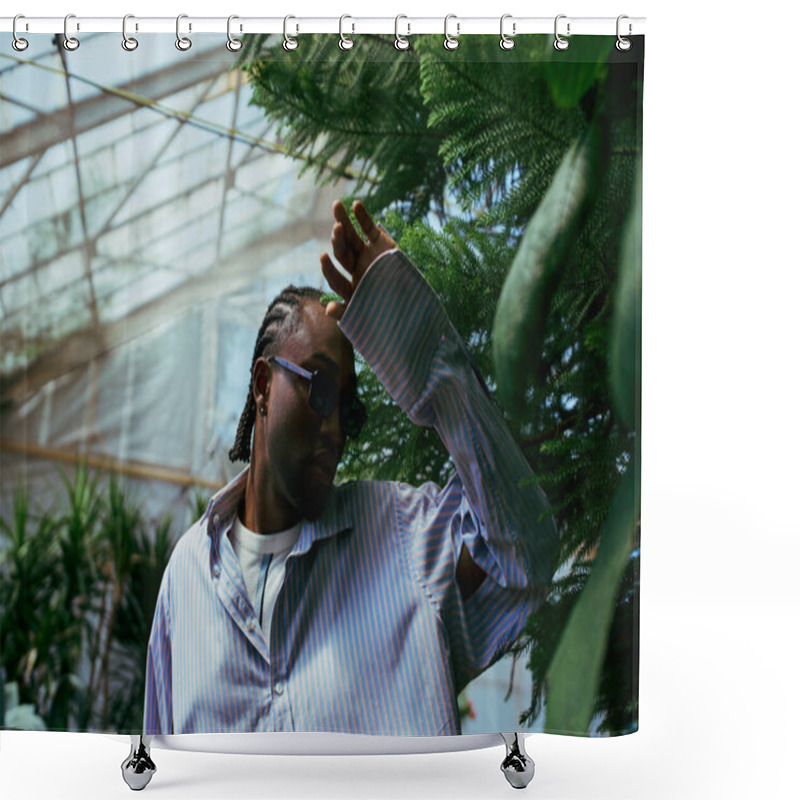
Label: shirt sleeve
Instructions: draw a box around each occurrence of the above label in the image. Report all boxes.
[144,567,173,735]
[339,249,559,688]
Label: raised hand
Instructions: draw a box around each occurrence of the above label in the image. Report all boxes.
[321,200,397,318]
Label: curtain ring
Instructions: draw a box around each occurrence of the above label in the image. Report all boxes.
[339,15,354,50]
[176,14,192,51]
[443,14,460,51]
[227,15,243,52]
[616,15,632,51]
[394,15,410,50]
[283,15,298,51]
[122,14,139,51]
[554,14,570,51]
[63,13,80,51]
[500,14,515,50]
[12,15,29,51]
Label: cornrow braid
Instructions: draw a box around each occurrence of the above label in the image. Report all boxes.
[228,285,325,463]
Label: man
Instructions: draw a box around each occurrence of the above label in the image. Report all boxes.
[144,201,558,736]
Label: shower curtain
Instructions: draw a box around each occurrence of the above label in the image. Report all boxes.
[0,22,643,742]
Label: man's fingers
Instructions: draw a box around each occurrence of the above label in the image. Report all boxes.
[331,222,350,269]
[327,199,391,297]
[353,201,381,244]
[333,200,364,252]
[325,300,346,320]
[321,253,353,301]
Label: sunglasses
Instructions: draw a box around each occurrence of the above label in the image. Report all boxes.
[267,355,367,439]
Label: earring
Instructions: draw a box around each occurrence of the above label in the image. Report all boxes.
[259,405,267,417]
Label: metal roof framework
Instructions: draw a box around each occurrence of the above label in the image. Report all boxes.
[1,32,349,492]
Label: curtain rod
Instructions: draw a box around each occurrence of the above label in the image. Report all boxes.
[1,16,645,37]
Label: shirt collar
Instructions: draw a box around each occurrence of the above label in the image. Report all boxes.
[205,466,352,552]
[294,486,354,556]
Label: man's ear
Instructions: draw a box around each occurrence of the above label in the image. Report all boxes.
[252,357,271,406]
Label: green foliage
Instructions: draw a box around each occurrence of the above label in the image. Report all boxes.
[58,466,104,730]
[542,464,639,732]
[0,468,180,732]
[492,122,604,418]
[0,487,64,726]
[542,37,615,110]
[104,486,174,733]
[519,547,639,734]
[415,36,586,228]
[240,34,642,734]
[610,162,643,430]
[240,34,446,220]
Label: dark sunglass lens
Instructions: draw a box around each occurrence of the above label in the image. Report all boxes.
[309,371,338,418]
[341,397,367,438]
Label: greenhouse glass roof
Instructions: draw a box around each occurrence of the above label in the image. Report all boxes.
[1,32,346,385]
[1,33,350,495]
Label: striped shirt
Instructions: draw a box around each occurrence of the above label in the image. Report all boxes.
[144,249,557,736]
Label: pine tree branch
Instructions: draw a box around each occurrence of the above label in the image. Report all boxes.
[434,60,576,150]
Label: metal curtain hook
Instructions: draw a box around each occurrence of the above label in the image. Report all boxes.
[176,14,192,51]
[64,13,80,51]
[500,14,515,50]
[12,14,29,51]
[122,14,139,51]
[554,14,570,51]
[444,14,460,50]
[394,15,410,50]
[227,15,243,52]
[339,15,354,50]
[616,14,632,51]
[283,15,298,51]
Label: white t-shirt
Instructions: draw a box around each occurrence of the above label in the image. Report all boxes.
[228,515,301,647]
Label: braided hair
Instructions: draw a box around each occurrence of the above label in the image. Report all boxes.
[228,285,325,463]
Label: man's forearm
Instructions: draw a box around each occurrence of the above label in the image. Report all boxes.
[340,249,558,595]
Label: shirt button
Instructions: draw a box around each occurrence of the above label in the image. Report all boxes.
[212,564,221,578]
[213,514,220,526]
[247,618,257,631]
[274,681,284,696]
